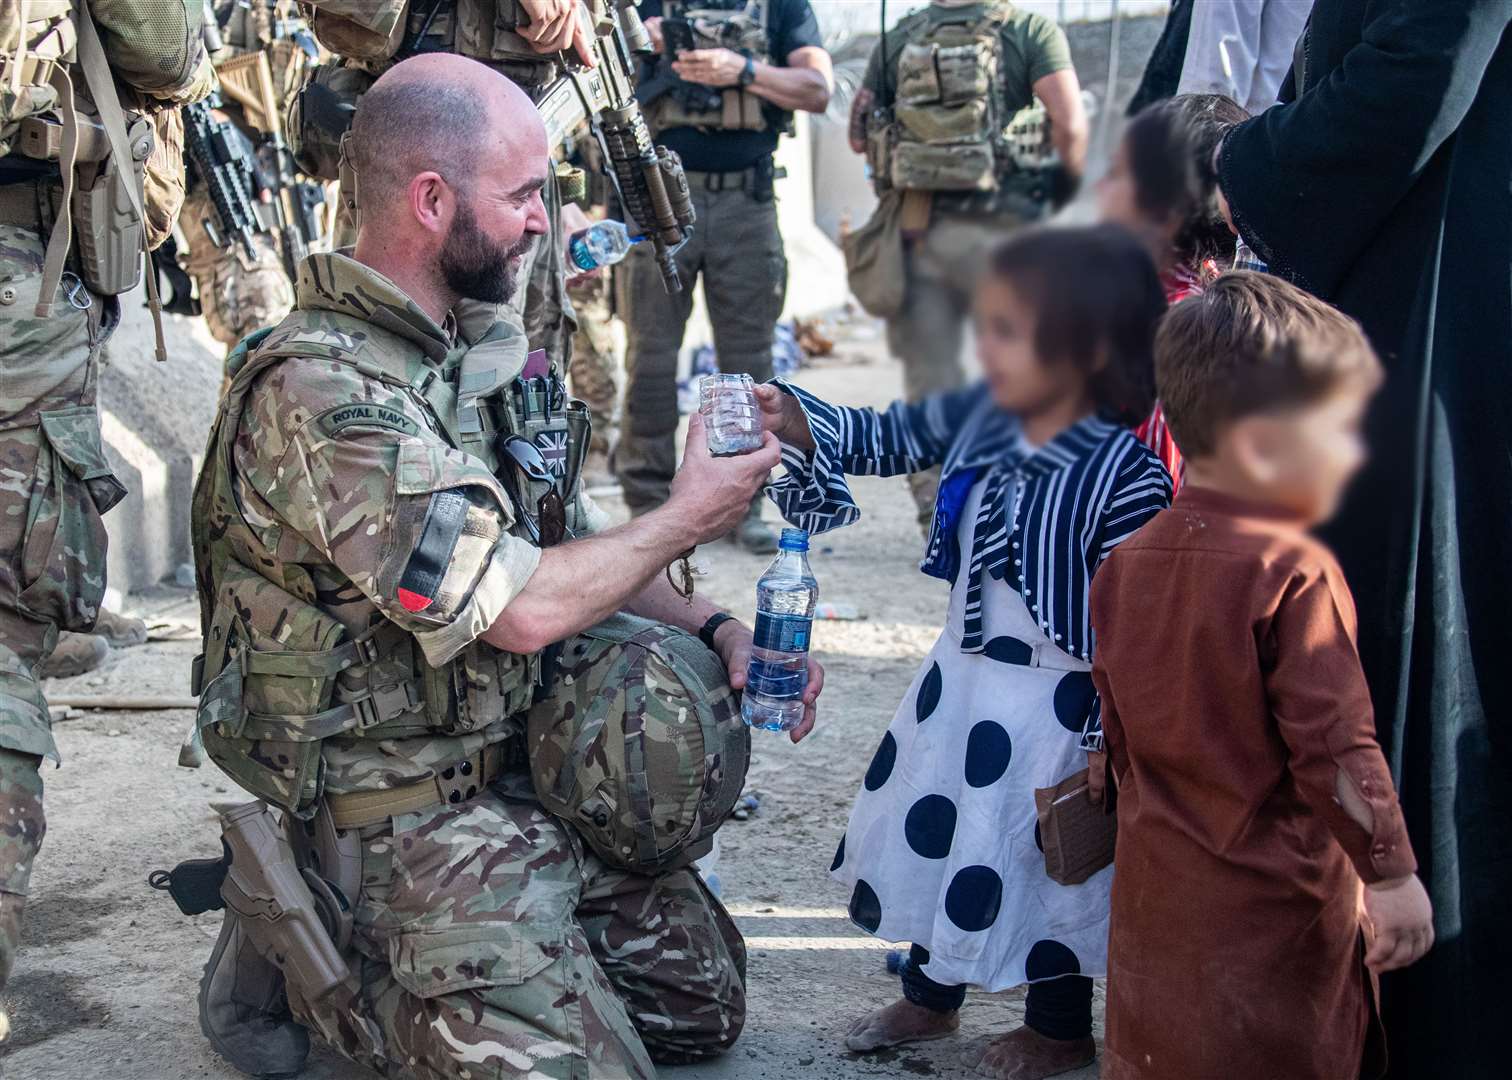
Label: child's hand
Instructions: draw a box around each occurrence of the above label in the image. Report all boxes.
[1086,751,1107,807]
[1362,873,1434,973]
[752,383,816,452]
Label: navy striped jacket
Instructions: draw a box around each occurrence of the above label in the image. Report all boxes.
[769,381,1172,745]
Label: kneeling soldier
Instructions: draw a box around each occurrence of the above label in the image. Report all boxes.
[184,53,823,1080]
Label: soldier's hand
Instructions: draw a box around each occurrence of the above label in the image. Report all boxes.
[644,15,666,54]
[752,383,815,452]
[672,48,747,89]
[520,0,597,68]
[670,412,782,544]
[719,622,823,744]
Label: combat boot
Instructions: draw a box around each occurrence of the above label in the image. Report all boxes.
[35,633,110,679]
[91,608,148,647]
[199,911,310,1078]
[733,496,778,555]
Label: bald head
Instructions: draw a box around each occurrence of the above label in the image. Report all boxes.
[349,53,546,223]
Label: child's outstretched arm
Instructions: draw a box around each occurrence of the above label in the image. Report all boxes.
[753,381,983,535]
[1263,565,1433,971]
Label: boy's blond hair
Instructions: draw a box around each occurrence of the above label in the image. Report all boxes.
[1156,272,1381,457]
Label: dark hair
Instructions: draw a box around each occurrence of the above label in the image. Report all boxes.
[988,224,1167,426]
[1124,93,1250,270]
[1156,271,1381,457]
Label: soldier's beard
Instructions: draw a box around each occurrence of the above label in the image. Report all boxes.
[439,198,535,304]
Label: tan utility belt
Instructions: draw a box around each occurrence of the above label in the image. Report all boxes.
[323,741,509,830]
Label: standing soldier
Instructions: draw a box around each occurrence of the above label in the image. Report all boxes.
[618,0,833,553]
[849,0,1088,526]
[180,55,821,1079]
[0,0,212,1045]
[174,0,324,358]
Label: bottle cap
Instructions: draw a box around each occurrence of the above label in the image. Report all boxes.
[778,528,809,552]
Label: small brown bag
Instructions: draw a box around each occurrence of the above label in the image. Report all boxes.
[1034,767,1117,886]
[842,189,908,319]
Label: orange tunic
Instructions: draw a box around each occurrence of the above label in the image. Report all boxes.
[1090,487,1416,1080]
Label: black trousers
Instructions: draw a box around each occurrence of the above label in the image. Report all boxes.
[898,944,1093,1041]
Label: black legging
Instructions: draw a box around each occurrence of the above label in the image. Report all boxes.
[898,944,1093,1041]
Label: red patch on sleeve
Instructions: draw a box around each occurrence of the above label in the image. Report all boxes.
[397,587,434,613]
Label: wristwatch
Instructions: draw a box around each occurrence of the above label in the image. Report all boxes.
[738,55,757,88]
[699,611,737,650]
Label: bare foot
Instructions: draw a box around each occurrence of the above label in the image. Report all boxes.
[845,999,959,1052]
[963,1025,1095,1079]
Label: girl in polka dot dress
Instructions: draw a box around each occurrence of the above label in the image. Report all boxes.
[756,226,1172,1080]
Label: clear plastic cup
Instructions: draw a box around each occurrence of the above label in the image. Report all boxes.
[699,373,764,455]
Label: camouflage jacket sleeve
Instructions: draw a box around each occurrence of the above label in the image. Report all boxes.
[237,362,542,668]
[88,0,208,99]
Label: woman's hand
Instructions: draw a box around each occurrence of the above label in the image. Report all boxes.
[716,619,824,744]
[752,383,815,452]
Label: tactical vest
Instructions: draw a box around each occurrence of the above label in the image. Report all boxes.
[0,1,157,311]
[190,309,589,818]
[644,0,776,135]
[879,1,1016,194]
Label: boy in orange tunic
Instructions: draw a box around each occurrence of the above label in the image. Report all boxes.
[1089,273,1434,1079]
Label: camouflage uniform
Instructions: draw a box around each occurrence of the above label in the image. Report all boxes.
[568,271,619,455]
[0,0,210,1040]
[193,251,745,1077]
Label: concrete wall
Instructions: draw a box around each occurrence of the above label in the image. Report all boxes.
[98,293,224,597]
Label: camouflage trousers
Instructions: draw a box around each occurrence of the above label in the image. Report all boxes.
[0,222,125,1035]
[889,210,1031,527]
[567,272,618,454]
[177,187,295,357]
[287,626,747,1079]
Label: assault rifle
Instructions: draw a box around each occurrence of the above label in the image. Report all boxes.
[213,45,327,283]
[182,97,262,261]
[537,0,695,293]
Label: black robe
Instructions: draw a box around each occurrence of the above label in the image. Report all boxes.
[1220,3,1512,1077]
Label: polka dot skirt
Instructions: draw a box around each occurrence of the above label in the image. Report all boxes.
[831,481,1112,992]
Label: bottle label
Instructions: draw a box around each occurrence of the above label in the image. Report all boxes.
[746,657,808,699]
[752,612,811,653]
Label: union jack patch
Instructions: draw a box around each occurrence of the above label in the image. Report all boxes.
[535,430,569,477]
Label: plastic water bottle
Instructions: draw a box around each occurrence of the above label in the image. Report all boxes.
[699,372,764,455]
[568,220,642,272]
[743,529,818,732]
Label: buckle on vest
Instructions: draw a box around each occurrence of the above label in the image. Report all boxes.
[350,680,421,730]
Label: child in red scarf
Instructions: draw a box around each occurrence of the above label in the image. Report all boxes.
[1098,94,1250,486]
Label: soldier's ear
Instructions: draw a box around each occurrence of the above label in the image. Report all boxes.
[409,172,452,236]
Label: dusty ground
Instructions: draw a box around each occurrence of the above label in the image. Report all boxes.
[0,319,1103,1080]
